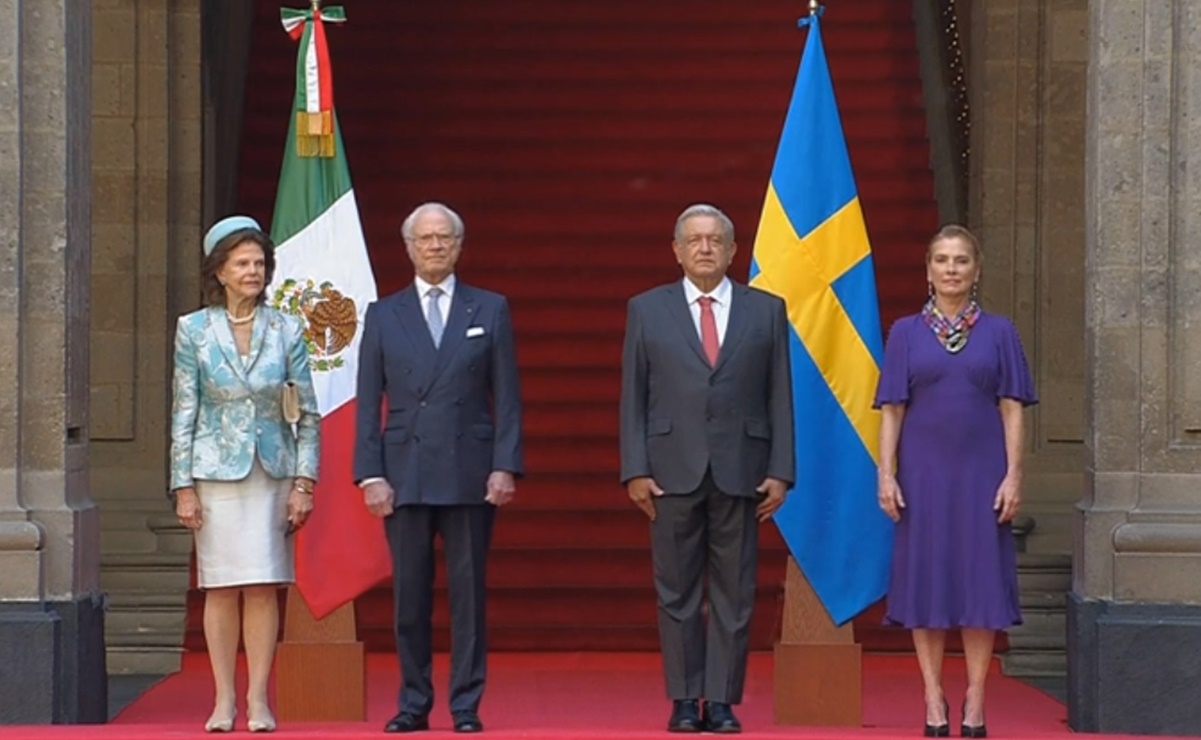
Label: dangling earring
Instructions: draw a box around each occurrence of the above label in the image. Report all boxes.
[927,281,935,299]
[971,282,979,302]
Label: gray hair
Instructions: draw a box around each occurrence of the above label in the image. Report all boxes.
[401,202,465,243]
[674,203,735,245]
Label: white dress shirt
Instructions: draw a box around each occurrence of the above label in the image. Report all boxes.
[682,276,732,345]
[414,273,456,323]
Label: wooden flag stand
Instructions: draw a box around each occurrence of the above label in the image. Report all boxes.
[275,587,366,721]
[773,558,862,726]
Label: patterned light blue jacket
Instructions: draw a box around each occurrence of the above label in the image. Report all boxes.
[170,305,320,491]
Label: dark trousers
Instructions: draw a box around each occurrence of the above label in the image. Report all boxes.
[384,504,495,715]
[649,473,759,703]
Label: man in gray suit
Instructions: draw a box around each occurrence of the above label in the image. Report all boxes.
[354,202,523,734]
[620,203,795,734]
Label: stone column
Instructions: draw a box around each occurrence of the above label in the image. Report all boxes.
[1071,1,1201,734]
[0,0,104,725]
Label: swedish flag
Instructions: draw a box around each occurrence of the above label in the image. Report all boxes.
[749,12,891,625]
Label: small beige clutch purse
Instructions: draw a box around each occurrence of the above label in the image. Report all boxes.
[282,380,301,424]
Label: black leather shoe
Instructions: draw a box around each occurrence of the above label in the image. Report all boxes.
[703,702,742,734]
[384,712,429,733]
[667,699,703,733]
[452,711,483,733]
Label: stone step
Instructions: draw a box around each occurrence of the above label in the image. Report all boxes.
[99,529,158,554]
[145,515,196,555]
[98,509,156,531]
[1017,574,1070,587]
[100,553,192,593]
[1006,611,1066,650]
[1019,589,1068,611]
[1000,649,1067,678]
[1016,553,1072,569]
[1015,557,1071,592]
[106,646,184,676]
[105,610,188,647]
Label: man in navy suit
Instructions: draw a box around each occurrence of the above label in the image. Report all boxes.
[620,204,795,734]
[354,202,523,734]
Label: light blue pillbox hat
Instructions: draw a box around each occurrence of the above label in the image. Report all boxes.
[203,215,262,257]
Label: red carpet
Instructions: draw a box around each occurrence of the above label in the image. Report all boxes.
[3,652,1179,739]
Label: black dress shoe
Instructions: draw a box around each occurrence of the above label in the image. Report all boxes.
[452,711,483,733]
[384,712,429,733]
[667,699,703,733]
[703,702,742,734]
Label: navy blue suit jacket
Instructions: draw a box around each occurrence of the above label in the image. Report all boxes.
[353,282,523,506]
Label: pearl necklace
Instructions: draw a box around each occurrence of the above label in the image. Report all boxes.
[226,307,257,326]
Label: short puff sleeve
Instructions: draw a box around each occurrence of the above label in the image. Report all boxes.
[995,316,1038,406]
[873,317,912,408]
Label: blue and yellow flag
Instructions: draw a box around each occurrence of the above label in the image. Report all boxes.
[749,13,892,625]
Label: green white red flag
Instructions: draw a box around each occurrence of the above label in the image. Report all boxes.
[268,3,390,619]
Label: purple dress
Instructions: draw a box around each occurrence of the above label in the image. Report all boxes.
[873,311,1037,629]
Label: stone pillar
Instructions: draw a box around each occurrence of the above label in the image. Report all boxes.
[1070,1,1201,735]
[0,0,104,725]
[967,0,1088,553]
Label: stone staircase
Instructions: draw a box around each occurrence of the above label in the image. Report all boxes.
[100,514,192,675]
[1001,552,1072,678]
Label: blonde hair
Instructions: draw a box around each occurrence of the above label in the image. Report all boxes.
[927,224,982,262]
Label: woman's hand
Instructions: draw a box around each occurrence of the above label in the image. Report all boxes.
[287,477,315,532]
[994,473,1022,523]
[877,473,905,523]
[175,487,203,530]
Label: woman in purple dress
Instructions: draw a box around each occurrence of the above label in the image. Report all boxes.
[874,225,1036,739]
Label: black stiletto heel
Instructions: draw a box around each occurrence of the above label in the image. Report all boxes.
[960,701,986,738]
[923,699,950,737]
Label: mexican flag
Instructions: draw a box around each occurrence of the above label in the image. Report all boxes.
[268,4,390,619]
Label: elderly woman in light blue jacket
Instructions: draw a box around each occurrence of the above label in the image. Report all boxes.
[171,215,320,733]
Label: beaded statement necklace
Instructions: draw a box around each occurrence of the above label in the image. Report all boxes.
[921,299,980,354]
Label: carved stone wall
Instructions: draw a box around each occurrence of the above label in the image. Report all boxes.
[967,0,1088,553]
[89,0,202,675]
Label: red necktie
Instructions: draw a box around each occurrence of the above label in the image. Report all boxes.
[698,296,720,366]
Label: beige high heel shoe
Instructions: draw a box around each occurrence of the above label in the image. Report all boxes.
[247,706,277,733]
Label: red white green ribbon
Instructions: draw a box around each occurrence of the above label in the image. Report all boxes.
[281,4,346,156]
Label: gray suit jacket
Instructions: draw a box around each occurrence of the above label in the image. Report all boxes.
[353,282,523,506]
[620,279,795,496]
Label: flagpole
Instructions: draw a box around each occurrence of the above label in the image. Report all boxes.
[770,0,869,728]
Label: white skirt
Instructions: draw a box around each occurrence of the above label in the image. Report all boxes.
[194,459,294,589]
